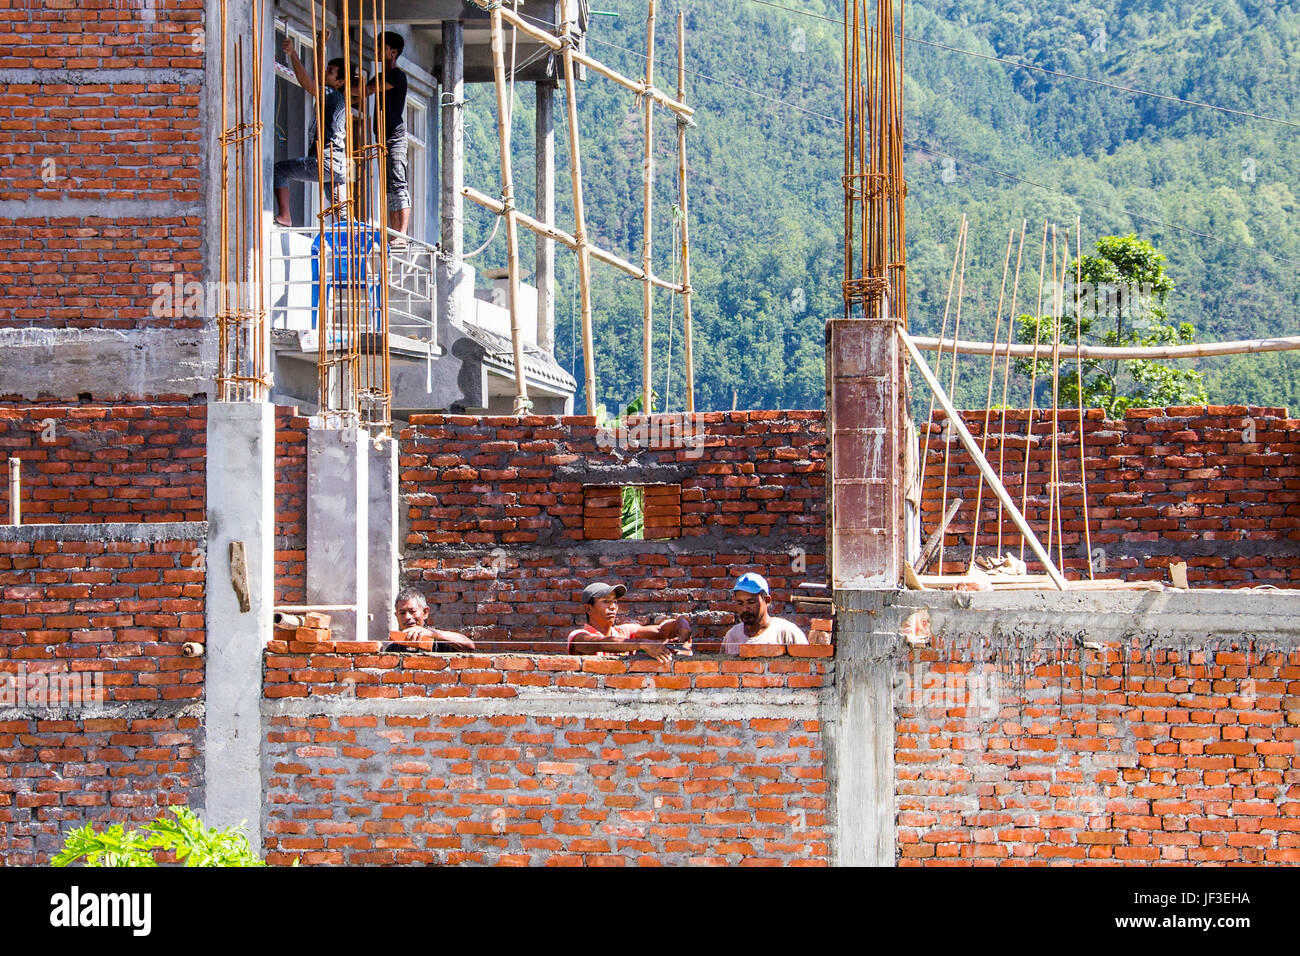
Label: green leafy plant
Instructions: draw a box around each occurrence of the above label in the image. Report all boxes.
[1015,234,1208,418]
[594,392,658,540]
[53,806,267,867]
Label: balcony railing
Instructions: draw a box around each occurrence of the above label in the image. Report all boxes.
[268,224,437,346]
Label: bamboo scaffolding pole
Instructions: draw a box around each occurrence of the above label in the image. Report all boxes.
[559,0,596,413]
[1048,226,1063,567]
[937,219,969,573]
[467,0,695,121]
[1075,219,1094,579]
[641,0,656,413]
[917,215,964,520]
[968,227,1015,569]
[911,334,1300,360]
[486,4,530,414]
[462,186,686,292]
[899,327,1068,591]
[1018,222,1050,564]
[676,12,694,412]
[995,221,1028,552]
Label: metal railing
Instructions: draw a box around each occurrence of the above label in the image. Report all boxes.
[267,224,437,345]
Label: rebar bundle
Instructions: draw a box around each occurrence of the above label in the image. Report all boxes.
[311,0,393,436]
[216,0,270,402]
[843,0,907,323]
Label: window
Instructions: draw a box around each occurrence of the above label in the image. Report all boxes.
[582,485,682,540]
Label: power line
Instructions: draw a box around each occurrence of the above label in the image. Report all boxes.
[748,0,1300,130]
[509,8,1297,267]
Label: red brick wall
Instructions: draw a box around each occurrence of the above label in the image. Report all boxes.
[0,219,206,330]
[896,636,1300,865]
[263,644,830,866]
[0,0,205,69]
[274,406,309,605]
[920,406,1300,585]
[0,401,206,523]
[398,412,826,651]
[0,528,206,864]
[0,0,205,332]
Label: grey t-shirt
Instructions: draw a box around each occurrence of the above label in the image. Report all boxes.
[308,86,350,177]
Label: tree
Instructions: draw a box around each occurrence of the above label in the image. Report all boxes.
[1016,234,1208,417]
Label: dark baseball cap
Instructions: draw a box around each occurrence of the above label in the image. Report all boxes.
[581,582,627,604]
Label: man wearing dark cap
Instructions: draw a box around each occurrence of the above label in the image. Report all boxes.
[722,572,807,654]
[567,582,691,662]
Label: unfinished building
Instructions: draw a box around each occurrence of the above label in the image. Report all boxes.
[0,0,1296,866]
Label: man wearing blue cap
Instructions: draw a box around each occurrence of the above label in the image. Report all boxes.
[722,572,808,654]
[567,582,691,662]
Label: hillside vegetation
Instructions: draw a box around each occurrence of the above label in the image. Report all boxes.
[461,0,1300,414]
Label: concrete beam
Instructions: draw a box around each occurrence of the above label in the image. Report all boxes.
[367,435,399,643]
[828,588,900,867]
[306,426,369,641]
[0,328,213,401]
[203,402,274,850]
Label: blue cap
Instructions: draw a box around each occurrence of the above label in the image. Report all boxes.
[732,572,770,596]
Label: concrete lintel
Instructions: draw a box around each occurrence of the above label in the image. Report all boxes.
[0,521,207,543]
[2,68,206,85]
[264,686,824,721]
[0,327,213,401]
[896,589,1300,643]
[204,402,275,849]
[0,198,206,219]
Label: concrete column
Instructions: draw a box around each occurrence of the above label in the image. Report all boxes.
[825,318,906,588]
[204,402,274,848]
[438,19,466,342]
[306,426,369,641]
[367,434,399,643]
[827,588,899,866]
[535,81,555,354]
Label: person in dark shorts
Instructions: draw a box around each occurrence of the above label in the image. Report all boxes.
[274,34,352,225]
[365,31,411,239]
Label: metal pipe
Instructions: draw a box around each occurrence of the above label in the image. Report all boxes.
[8,458,19,526]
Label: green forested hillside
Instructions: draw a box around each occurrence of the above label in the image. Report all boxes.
[460,0,1300,414]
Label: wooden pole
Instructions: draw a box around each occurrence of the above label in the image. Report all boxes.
[899,327,1068,590]
[468,0,695,122]
[559,0,596,413]
[641,0,656,413]
[911,333,1300,361]
[463,186,682,290]
[487,5,530,414]
[676,12,694,413]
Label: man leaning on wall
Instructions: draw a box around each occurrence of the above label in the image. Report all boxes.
[566,582,692,662]
[721,573,807,654]
[388,587,476,652]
